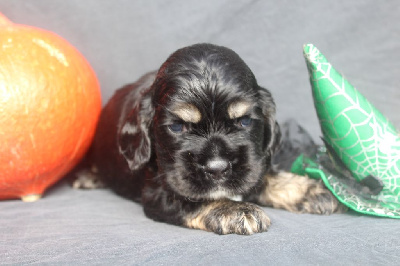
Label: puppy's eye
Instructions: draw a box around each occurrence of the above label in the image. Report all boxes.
[239,116,252,127]
[168,123,186,133]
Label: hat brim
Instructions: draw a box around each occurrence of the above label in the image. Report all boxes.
[305,167,400,218]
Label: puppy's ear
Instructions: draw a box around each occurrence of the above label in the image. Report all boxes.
[269,121,281,154]
[258,88,282,155]
[118,93,154,171]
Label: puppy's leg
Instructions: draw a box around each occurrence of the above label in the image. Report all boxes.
[72,165,106,189]
[184,200,270,235]
[142,186,270,235]
[255,172,346,214]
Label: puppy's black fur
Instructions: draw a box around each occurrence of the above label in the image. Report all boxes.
[76,43,344,235]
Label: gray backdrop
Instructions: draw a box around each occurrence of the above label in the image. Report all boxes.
[1,1,400,265]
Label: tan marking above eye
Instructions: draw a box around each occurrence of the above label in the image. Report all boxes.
[171,103,202,123]
[227,101,252,119]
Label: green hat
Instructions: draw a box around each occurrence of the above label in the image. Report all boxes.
[292,44,400,218]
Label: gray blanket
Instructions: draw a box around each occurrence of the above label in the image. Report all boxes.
[1,0,399,264]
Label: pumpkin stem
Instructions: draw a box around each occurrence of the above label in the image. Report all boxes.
[0,13,12,26]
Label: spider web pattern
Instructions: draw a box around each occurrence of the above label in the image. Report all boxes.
[303,165,400,218]
[292,154,400,218]
[304,44,400,204]
[325,172,400,218]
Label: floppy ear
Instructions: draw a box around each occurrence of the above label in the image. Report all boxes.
[258,88,282,155]
[269,121,281,154]
[118,93,154,171]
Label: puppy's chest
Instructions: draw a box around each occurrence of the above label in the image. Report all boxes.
[208,190,243,202]
[228,195,243,202]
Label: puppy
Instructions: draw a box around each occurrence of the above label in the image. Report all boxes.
[74,43,343,235]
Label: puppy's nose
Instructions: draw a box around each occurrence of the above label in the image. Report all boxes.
[204,158,231,178]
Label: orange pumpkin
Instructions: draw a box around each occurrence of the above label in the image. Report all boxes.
[0,13,102,201]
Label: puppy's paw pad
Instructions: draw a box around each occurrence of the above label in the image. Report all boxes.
[72,167,105,189]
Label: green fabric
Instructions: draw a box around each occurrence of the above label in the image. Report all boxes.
[297,44,400,217]
[291,154,400,218]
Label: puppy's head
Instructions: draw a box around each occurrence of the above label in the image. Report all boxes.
[122,44,280,200]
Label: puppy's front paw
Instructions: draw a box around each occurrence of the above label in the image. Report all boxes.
[261,172,347,215]
[72,166,105,189]
[185,201,270,235]
[294,181,347,215]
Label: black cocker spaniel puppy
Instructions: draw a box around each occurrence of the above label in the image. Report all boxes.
[74,43,343,235]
